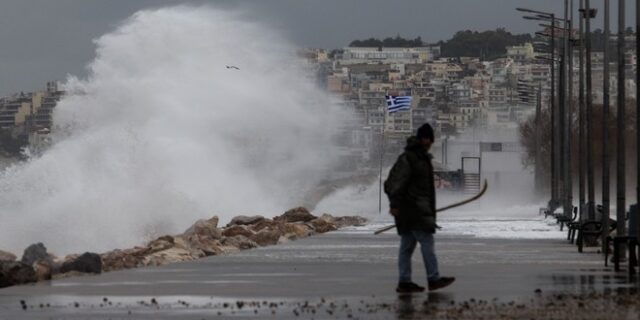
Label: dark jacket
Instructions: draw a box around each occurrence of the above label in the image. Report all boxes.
[384,136,437,234]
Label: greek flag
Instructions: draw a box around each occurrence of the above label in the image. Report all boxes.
[385,95,412,113]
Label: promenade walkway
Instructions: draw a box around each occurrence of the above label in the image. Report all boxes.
[0,229,636,319]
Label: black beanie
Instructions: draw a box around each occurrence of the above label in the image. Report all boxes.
[416,123,434,141]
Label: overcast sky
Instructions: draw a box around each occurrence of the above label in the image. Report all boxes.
[0,0,633,95]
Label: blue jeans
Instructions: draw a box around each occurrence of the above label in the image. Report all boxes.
[398,230,440,283]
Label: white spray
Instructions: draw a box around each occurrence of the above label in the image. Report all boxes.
[0,6,350,254]
[316,126,562,240]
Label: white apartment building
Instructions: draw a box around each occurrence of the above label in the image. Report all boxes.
[340,46,440,65]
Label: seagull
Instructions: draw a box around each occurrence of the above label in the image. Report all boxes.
[226,65,240,70]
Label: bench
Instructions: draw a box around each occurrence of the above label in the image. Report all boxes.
[604,204,639,275]
[553,206,577,233]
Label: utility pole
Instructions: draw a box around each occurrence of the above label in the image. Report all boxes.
[563,0,573,220]
[585,0,595,220]
[558,2,567,218]
[552,14,558,209]
[602,0,611,252]
[636,0,640,247]
[578,0,586,222]
[616,0,626,258]
[535,83,543,197]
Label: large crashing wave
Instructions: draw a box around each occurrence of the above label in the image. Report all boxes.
[0,6,349,254]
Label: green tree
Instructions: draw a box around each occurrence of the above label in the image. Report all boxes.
[519,100,638,190]
[349,36,424,48]
[440,28,532,60]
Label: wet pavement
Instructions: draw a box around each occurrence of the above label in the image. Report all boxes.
[0,229,637,319]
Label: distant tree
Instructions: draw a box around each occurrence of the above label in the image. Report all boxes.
[585,27,637,55]
[440,28,532,60]
[348,29,531,57]
[519,100,638,188]
[349,35,424,48]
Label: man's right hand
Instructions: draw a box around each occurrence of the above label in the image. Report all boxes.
[389,208,400,217]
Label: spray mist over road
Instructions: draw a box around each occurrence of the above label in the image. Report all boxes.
[0,6,350,254]
[316,128,562,240]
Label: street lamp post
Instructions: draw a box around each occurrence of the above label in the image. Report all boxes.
[543,12,575,221]
[602,0,610,253]
[559,0,573,219]
[536,83,543,198]
[563,0,573,222]
[615,0,627,262]
[636,0,640,252]
[538,18,575,217]
[521,9,559,211]
[578,0,586,227]
[585,0,596,221]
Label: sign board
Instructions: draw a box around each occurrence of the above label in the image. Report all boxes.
[479,142,522,152]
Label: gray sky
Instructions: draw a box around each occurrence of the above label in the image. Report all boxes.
[0,0,632,95]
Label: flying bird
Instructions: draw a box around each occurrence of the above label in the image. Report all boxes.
[226,65,240,70]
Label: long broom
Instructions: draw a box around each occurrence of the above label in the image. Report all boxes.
[374,180,488,235]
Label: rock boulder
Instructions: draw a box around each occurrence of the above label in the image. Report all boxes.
[250,219,280,232]
[222,225,255,238]
[143,247,198,267]
[101,248,147,272]
[227,215,265,227]
[308,218,338,233]
[52,271,92,280]
[183,216,221,239]
[21,243,51,266]
[60,252,102,274]
[276,207,316,223]
[221,235,258,250]
[33,260,52,281]
[333,216,368,228]
[0,261,36,288]
[280,223,314,240]
[0,250,16,262]
[182,235,221,256]
[147,235,175,254]
[250,229,282,246]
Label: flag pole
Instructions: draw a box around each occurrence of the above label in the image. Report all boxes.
[378,104,387,215]
[379,93,412,214]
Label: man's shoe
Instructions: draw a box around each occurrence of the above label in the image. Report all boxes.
[428,277,455,291]
[396,282,425,293]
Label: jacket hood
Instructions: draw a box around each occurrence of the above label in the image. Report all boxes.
[405,136,433,158]
[405,136,422,151]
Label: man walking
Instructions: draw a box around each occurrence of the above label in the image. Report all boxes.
[384,123,455,293]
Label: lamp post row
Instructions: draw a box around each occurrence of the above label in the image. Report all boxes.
[520,8,560,211]
[520,0,639,253]
[519,7,569,216]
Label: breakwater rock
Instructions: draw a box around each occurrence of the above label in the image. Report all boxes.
[0,207,366,288]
